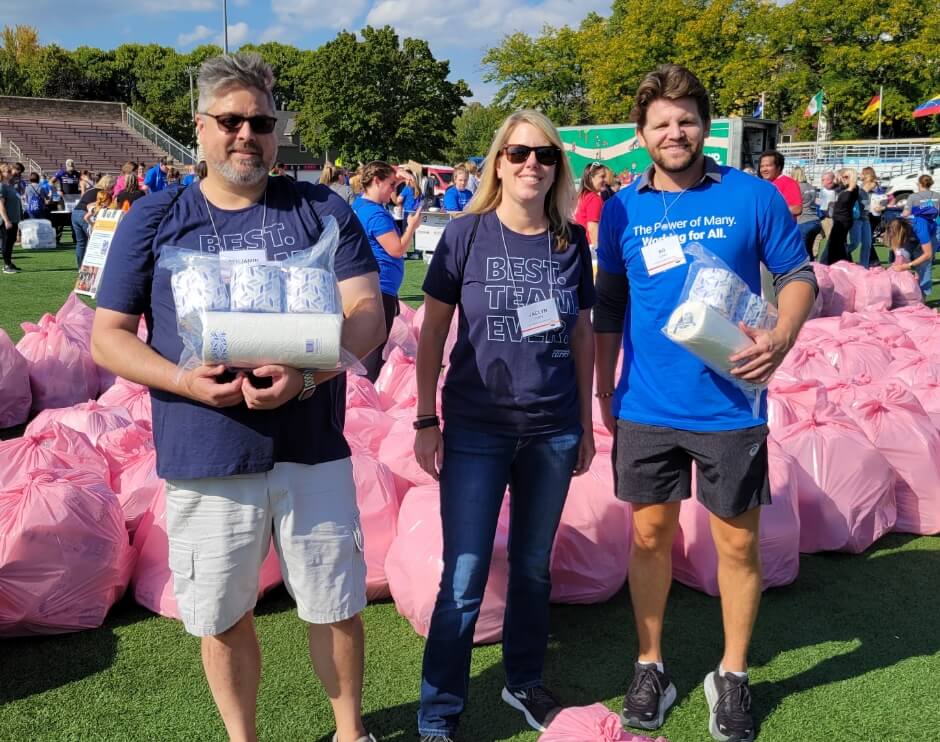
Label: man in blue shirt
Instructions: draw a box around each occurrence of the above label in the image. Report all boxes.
[144,157,168,193]
[91,53,385,742]
[594,64,816,742]
[441,165,473,212]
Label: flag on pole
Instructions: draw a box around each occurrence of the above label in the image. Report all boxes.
[913,94,940,118]
[863,94,881,117]
[752,99,763,118]
[804,91,824,117]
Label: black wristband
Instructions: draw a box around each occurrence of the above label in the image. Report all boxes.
[413,415,440,430]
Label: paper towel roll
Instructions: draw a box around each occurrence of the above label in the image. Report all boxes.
[230,263,284,313]
[688,267,750,322]
[740,293,774,329]
[284,267,339,314]
[171,263,229,317]
[201,312,342,368]
[665,300,754,375]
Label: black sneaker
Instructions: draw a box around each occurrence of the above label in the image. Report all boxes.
[620,662,677,730]
[703,667,756,742]
[2,264,20,274]
[500,685,562,732]
[419,736,454,742]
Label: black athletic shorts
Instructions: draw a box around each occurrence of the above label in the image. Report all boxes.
[612,419,771,519]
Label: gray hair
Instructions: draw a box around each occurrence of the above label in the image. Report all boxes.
[197,53,275,112]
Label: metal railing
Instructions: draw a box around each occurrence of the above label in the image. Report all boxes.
[0,133,42,175]
[124,108,196,166]
[776,140,939,185]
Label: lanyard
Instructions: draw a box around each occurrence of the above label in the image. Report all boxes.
[497,217,554,299]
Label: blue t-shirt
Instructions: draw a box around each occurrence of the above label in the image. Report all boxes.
[443,186,473,212]
[400,185,421,215]
[144,164,166,193]
[597,159,807,432]
[423,211,596,436]
[182,174,197,187]
[95,178,378,480]
[911,215,936,245]
[351,196,403,296]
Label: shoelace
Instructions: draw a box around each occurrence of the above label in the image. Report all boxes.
[714,678,753,726]
[627,667,664,709]
[522,685,560,708]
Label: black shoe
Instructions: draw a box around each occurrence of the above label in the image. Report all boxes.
[704,667,756,742]
[620,662,677,730]
[2,264,20,274]
[419,736,454,742]
[501,685,562,732]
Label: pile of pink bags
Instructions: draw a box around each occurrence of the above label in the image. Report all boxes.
[812,261,921,318]
[0,329,32,429]
[540,704,668,742]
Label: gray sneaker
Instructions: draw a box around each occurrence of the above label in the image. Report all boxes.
[703,667,756,742]
[2,265,20,274]
[621,662,677,730]
[331,734,377,742]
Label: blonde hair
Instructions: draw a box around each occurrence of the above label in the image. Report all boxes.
[464,161,478,175]
[320,164,338,186]
[840,168,857,190]
[94,190,113,209]
[465,109,576,252]
[860,168,878,191]
[96,175,116,192]
[790,166,806,183]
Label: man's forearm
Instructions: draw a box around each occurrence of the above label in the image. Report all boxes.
[92,325,182,393]
[595,332,623,394]
[774,281,815,346]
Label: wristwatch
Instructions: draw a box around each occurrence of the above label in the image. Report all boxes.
[297,369,317,401]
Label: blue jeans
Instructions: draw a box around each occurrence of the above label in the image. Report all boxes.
[797,219,821,261]
[850,217,873,267]
[72,210,90,268]
[418,422,582,736]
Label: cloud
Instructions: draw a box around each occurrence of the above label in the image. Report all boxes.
[177,24,215,48]
[271,0,369,30]
[365,0,609,47]
[222,22,251,48]
[138,0,216,10]
[260,25,291,43]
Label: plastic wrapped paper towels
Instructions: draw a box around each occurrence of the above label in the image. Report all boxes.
[285,267,339,313]
[665,300,754,376]
[230,263,284,313]
[170,262,229,317]
[201,312,342,368]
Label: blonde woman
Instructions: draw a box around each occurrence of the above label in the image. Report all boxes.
[823,167,858,265]
[320,163,354,205]
[414,110,596,741]
[791,166,822,260]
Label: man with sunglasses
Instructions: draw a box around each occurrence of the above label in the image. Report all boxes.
[91,53,386,742]
[594,65,816,742]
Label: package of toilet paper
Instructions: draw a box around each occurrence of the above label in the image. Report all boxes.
[159,216,350,373]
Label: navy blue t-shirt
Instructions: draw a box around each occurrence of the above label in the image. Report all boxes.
[95,178,378,480]
[423,211,596,436]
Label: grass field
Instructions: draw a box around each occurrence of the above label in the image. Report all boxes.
[2,238,940,741]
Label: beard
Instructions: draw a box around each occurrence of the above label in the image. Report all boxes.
[649,138,704,175]
[211,148,270,186]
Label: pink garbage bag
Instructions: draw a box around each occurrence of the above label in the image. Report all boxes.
[398,299,417,327]
[671,444,800,596]
[853,267,893,311]
[886,353,940,387]
[351,453,400,600]
[346,371,384,410]
[767,379,826,420]
[539,704,668,742]
[345,406,396,457]
[843,382,940,535]
[16,314,99,411]
[383,315,418,360]
[550,457,631,604]
[96,421,160,534]
[823,374,876,410]
[412,302,459,365]
[826,264,857,315]
[887,268,923,307]
[0,422,111,488]
[377,416,436,497]
[26,400,134,446]
[817,337,892,378]
[812,264,834,316]
[0,469,134,636]
[131,483,282,620]
[846,322,915,352]
[55,293,95,348]
[0,329,31,429]
[375,347,418,410]
[911,371,940,420]
[97,378,152,422]
[775,399,896,553]
[774,345,837,384]
[890,304,936,330]
[385,484,509,644]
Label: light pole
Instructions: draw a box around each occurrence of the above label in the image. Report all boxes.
[222,0,229,54]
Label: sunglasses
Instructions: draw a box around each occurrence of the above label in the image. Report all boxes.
[200,112,278,135]
[501,144,561,166]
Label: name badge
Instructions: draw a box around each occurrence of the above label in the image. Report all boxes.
[517,297,563,339]
[218,248,268,279]
[641,235,686,276]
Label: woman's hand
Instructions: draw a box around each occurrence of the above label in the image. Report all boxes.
[414,425,444,481]
[573,432,595,476]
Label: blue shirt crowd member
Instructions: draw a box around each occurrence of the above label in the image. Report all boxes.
[144,160,168,193]
[442,185,473,212]
[352,195,404,297]
[97,176,376,479]
[593,63,816,742]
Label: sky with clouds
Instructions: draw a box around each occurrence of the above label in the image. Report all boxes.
[2,0,611,103]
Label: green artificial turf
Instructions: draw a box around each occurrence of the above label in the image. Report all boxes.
[2,238,940,741]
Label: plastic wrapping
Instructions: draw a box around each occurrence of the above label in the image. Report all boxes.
[0,329,31,429]
[351,454,400,600]
[0,422,111,488]
[96,421,160,535]
[18,219,56,250]
[16,314,99,411]
[0,469,134,636]
[26,400,134,446]
[98,378,152,422]
[159,216,352,373]
[663,243,776,404]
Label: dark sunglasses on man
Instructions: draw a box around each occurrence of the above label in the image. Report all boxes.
[501,144,561,166]
[200,112,278,135]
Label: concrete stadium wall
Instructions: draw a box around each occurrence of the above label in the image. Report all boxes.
[0,96,125,121]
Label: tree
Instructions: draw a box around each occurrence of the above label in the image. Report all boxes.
[295,26,469,162]
[239,42,315,110]
[445,102,508,162]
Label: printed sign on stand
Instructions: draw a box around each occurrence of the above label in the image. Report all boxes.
[75,209,124,298]
[415,211,453,260]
